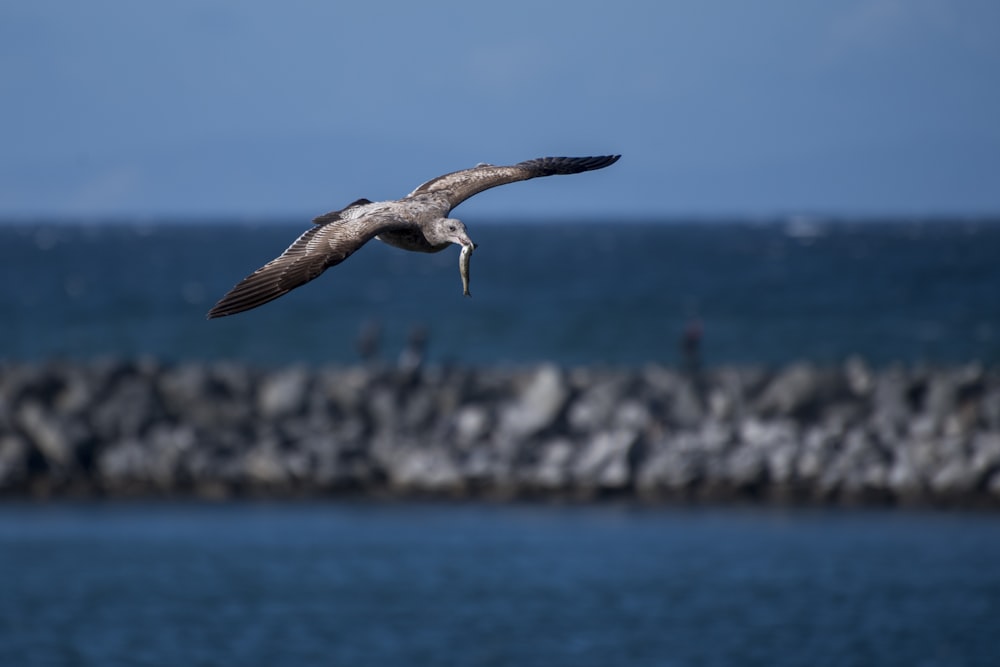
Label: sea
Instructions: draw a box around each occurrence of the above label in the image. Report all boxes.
[1,503,998,667]
[2,218,1000,666]
[1,218,998,367]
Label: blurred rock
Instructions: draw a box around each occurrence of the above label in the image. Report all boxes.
[636,433,706,497]
[844,356,874,397]
[756,363,822,418]
[0,435,29,487]
[568,377,626,433]
[17,401,89,471]
[573,429,636,491]
[257,367,309,419]
[452,405,490,447]
[0,359,998,507]
[499,364,568,440]
[531,438,574,490]
[669,379,704,428]
[385,444,463,493]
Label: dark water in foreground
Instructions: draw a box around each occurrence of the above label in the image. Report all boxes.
[1,503,998,667]
[2,219,998,366]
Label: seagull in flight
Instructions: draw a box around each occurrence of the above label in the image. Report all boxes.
[207,154,621,318]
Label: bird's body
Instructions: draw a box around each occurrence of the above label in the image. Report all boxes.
[207,155,620,319]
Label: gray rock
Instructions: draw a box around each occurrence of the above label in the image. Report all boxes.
[452,404,491,447]
[971,432,1000,479]
[669,380,703,427]
[257,367,309,419]
[573,429,636,490]
[709,367,767,420]
[871,367,912,438]
[922,373,957,433]
[723,436,769,489]
[158,363,210,411]
[886,454,924,498]
[641,364,682,395]
[499,365,568,440]
[17,401,86,470]
[844,356,874,397]
[0,435,29,488]
[740,417,797,450]
[636,433,705,494]
[97,439,150,487]
[367,386,400,434]
[987,470,1000,499]
[530,438,574,490]
[981,388,1000,431]
[311,442,373,489]
[401,389,437,432]
[1,359,998,506]
[797,425,838,482]
[242,444,293,486]
[463,444,512,487]
[385,444,463,492]
[697,419,734,454]
[52,366,93,416]
[315,365,372,414]
[766,441,798,486]
[639,366,706,427]
[159,363,253,427]
[755,363,821,417]
[91,375,160,440]
[567,377,626,433]
[929,459,975,496]
[614,400,651,433]
[97,423,197,490]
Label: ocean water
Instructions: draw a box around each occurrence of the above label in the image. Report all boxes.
[0,502,998,667]
[3,221,1000,667]
[1,219,998,366]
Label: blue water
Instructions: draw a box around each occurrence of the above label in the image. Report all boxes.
[2,219,998,366]
[0,503,998,667]
[4,222,999,666]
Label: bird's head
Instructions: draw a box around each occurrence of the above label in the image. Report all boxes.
[427,217,477,250]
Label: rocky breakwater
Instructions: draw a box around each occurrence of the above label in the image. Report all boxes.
[1,359,999,506]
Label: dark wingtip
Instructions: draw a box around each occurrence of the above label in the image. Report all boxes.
[519,154,621,176]
[205,281,278,319]
[205,290,274,319]
[579,154,621,170]
[206,302,234,319]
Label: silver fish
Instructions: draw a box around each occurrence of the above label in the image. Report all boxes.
[460,243,474,296]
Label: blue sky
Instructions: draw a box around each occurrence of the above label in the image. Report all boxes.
[2,1,999,220]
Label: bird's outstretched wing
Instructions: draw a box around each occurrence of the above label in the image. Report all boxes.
[407,155,620,212]
[311,198,373,225]
[207,213,408,318]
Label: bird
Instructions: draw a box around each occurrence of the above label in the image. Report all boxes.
[206,154,621,319]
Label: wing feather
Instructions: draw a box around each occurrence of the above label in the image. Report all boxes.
[408,155,620,211]
[311,198,374,225]
[207,213,408,318]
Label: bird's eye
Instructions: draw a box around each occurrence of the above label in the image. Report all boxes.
[448,224,456,232]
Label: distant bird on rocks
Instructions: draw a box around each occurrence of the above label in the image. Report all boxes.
[207,154,621,318]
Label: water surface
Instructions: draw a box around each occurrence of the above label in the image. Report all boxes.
[1,502,997,667]
[2,220,998,365]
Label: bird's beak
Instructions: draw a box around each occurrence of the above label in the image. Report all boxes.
[456,232,476,250]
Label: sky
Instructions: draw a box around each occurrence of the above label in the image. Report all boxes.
[2,0,999,221]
